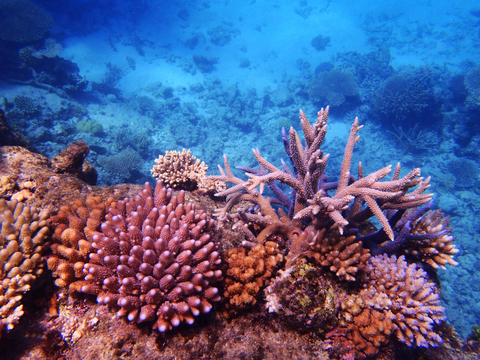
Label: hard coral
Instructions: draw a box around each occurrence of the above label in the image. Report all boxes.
[326,254,445,359]
[0,199,50,338]
[402,209,458,269]
[75,181,222,332]
[0,0,54,43]
[52,141,97,185]
[264,259,338,332]
[373,68,434,124]
[307,228,370,281]
[151,149,226,193]
[47,196,107,289]
[224,241,283,311]
[308,69,358,108]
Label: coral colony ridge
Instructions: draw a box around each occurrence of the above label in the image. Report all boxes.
[1,0,480,359]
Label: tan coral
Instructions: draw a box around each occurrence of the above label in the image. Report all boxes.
[151,149,225,192]
[224,241,283,310]
[307,228,370,281]
[326,254,445,359]
[0,198,50,337]
[402,209,459,269]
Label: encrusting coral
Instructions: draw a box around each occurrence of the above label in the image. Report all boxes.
[224,241,283,310]
[0,199,50,338]
[71,181,223,332]
[151,149,226,193]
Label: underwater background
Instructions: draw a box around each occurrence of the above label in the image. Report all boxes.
[1,0,480,353]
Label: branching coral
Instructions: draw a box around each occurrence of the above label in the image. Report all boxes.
[224,241,283,310]
[151,149,226,193]
[73,181,222,332]
[325,255,445,359]
[208,108,432,269]
[0,199,50,338]
[373,69,434,124]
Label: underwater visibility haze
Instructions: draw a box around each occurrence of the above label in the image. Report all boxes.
[1,0,480,358]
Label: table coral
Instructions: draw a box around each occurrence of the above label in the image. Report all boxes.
[74,181,223,332]
[0,199,50,338]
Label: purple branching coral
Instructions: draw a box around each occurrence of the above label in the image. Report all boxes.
[76,181,222,332]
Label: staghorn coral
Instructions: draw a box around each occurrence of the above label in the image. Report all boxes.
[208,108,433,280]
[325,254,445,359]
[13,95,40,116]
[0,199,50,338]
[151,149,226,193]
[74,181,223,332]
[0,0,54,43]
[224,241,283,311]
[308,69,358,107]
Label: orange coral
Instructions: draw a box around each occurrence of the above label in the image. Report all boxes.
[307,228,370,281]
[325,254,445,359]
[224,241,283,310]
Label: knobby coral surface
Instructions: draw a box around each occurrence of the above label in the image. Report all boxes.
[72,181,223,332]
[325,254,445,359]
[0,199,50,337]
[151,148,226,193]
[224,241,283,310]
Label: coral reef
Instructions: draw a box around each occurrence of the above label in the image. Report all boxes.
[265,259,338,332]
[401,209,458,269]
[52,141,97,185]
[47,196,107,289]
[308,69,359,107]
[447,157,479,188]
[325,255,445,359]
[465,67,480,111]
[151,149,226,193]
[224,241,283,310]
[0,199,50,337]
[73,181,223,332]
[98,148,142,184]
[373,68,435,125]
[0,0,54,43]
[307,229,371,282]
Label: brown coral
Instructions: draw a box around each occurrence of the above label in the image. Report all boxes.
[0,198,50,338]
[224,241,283,310]
[307,228,370,281]
[47,196,106,289]
[325,254,445,359]
[402,209,458,269]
